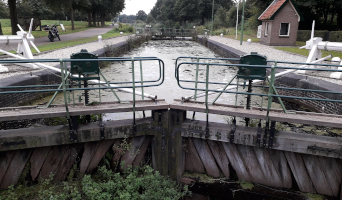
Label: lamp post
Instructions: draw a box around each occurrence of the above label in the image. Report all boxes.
[235,1,239,39]
[211,0,214,36]
[240,0,245,45]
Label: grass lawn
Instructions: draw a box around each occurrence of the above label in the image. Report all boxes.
[31,30,129,53]
[214,27,342,58]
[0,19,112,38]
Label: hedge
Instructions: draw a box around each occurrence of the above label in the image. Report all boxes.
[297,30,342,42]
[329,31,342,42]
[297,30,327,42]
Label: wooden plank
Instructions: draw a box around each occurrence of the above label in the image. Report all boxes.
[39,145,68,180]
[133,136,152,167]
[30,146,52,181]
[253,147,283,188]
[120,136,146,171]
[192,138,220,178]
[0,151,15,185]
[0,118,155,152]
[0,100,169,122]
[185,138,205,173]
[237,145,267,185]
[86,139,116,174]
[221,142,251,182]
[181,120,342,159]
[317,156,342,197]
[284,151,315,194]
[170,100,342,128]
[267,149,292,188]
[207,140,230,178]
[1,149,33,189]
[54,144,83,182]
[301,154,334,196]
[80,141,100,175]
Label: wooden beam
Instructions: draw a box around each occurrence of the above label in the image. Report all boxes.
[171,100,342,128]
[0,100,168,122]
[0,118,157,151]
[181,120,342,159]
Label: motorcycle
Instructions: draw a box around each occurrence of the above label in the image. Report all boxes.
[43,24,60,42]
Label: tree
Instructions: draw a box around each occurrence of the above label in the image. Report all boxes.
[136,10,147,21]
[8,0,19,35]
[0,1,9,19]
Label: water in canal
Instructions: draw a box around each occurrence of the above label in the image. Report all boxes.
[38,40,282,123]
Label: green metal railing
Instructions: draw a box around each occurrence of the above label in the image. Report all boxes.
[0,57,165,124]
[175,56,342,123]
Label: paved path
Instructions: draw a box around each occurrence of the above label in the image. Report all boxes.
[34,27,114,46]
[1,27,114,52]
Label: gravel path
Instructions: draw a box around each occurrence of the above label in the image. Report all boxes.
[210,36,342,85]
[0,35,129,79]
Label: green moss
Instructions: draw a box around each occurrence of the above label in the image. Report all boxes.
[328,128,342,136]
[302,192,324,200]
[238,180,254,190]
[182,171,216,183]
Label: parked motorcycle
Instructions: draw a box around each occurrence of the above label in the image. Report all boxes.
[43,24,60,42]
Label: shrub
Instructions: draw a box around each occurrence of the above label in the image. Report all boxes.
[329,31,342,42]
[296,30,328,42]
[0,165,191,200]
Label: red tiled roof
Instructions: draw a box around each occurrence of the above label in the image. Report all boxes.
[258,0,287,20]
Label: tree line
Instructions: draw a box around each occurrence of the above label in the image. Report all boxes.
[143,0,341,31]
[4,0,125,35]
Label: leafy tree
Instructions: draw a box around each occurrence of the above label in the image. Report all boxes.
[0,1,9,19]
[136,10,147,21]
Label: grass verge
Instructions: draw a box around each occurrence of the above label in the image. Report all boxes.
[31,31,129,53]
[0,19,112,38]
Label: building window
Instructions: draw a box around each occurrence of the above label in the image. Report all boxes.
[279,23,290,36]
[265,22,269,36]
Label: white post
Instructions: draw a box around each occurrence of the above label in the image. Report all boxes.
[235,1,239,39]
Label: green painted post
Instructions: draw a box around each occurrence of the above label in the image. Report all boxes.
[266,63,276,122]
[240,0,245,45]
[140,57,144,100]
[211,0,215,36]
[194,57,199,101]
[60,60,70,120]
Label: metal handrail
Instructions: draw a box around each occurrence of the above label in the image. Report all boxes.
[175,58,342,104]
[0,57,165,95]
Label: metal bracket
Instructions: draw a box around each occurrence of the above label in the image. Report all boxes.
[268,121,276,148]
[230,118,236,143]
[256,121,262,147]
[158,111,162,125]
[263,121,269,148]
[68,116,79,143]
[100,123,105,140]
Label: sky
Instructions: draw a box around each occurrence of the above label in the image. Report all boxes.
[122,0,158,15]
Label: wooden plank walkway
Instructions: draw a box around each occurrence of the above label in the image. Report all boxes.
[0,100,168,122]
[171,99,342,128]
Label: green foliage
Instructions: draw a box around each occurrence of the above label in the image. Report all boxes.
[112,23,134,33]
[296,30,328,42]
[0,166,191,200]
[329,31,342,42]
[136,10,147,21]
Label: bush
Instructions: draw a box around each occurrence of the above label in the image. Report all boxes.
[0,165,191,200]
[112,24,134,33]
[296,30,328,41]
[329,31,342,42]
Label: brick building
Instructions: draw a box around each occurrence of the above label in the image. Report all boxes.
[258,0,303,46]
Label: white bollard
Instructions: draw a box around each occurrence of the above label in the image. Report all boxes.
[247,39,252,45]
[98,35,102,43]
[205,32,207,37]
[220,33,223,37]
[120,32,123,35]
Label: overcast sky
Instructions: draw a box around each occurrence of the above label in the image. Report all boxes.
[122,0,157,15]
